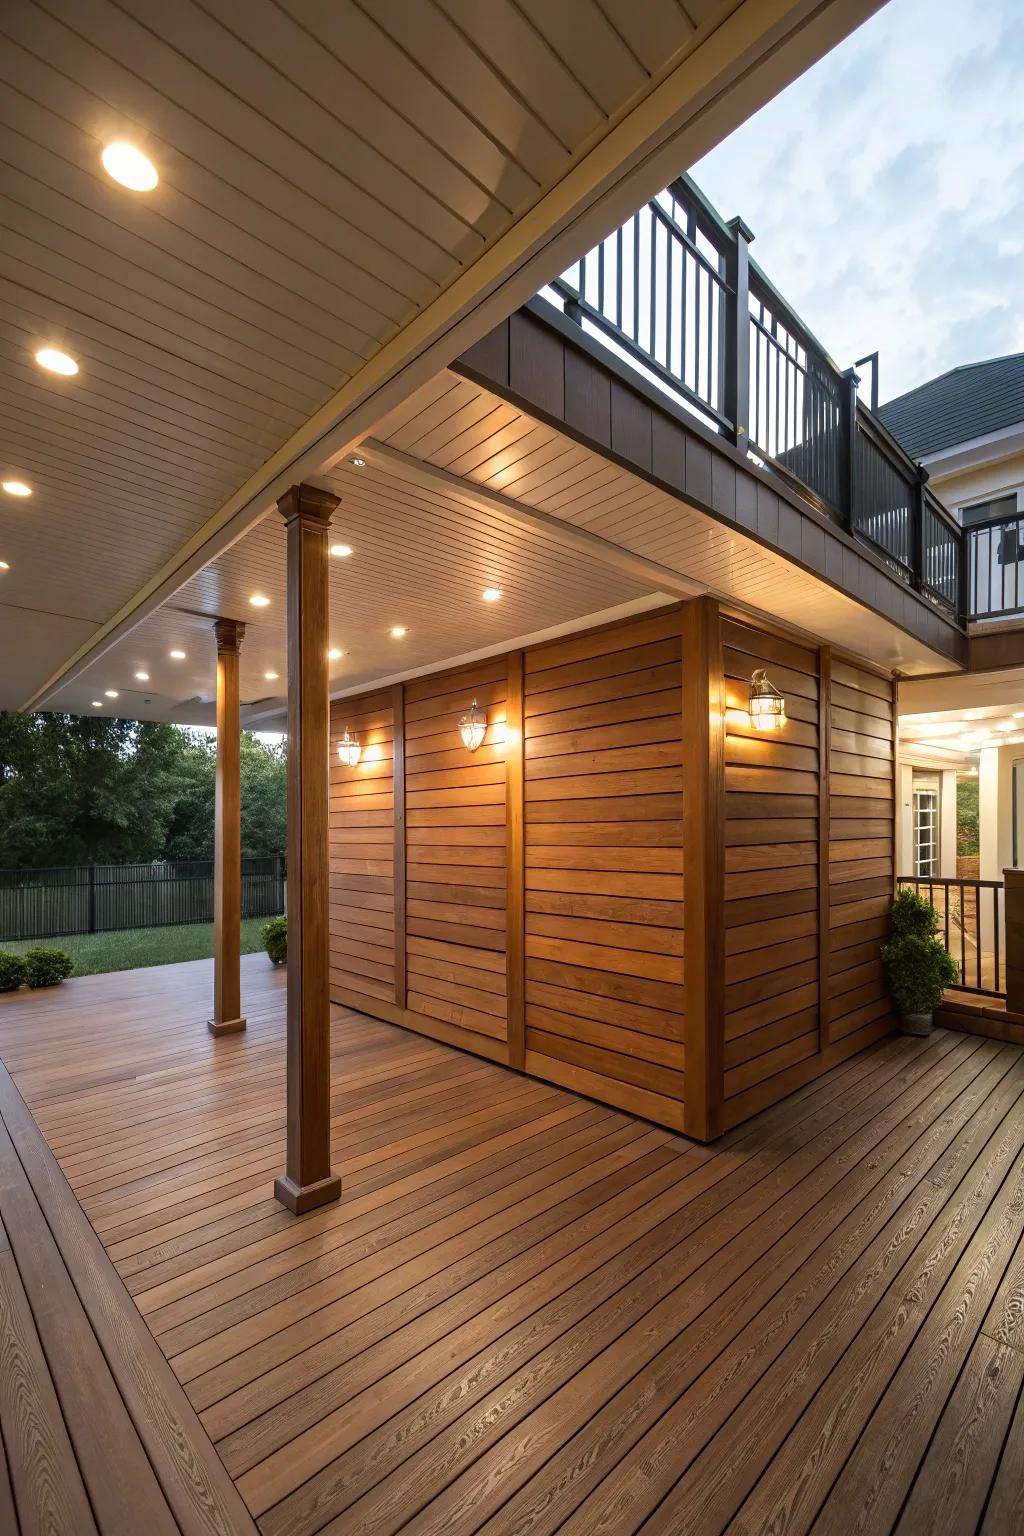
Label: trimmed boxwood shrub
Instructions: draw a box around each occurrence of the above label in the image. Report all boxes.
[0,952,26,992]
[23,947,74,988]
[882,890,957,1019]
[263,916,287,966]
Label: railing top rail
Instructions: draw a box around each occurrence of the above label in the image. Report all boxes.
[897,874,1003,889]
[965,507,1024,535]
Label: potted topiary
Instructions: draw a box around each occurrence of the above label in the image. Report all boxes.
[22,947,74,988]
[881,889,958,1035]
[0,952,26,992]
[263,915,287,966]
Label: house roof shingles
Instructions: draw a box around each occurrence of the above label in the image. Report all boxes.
[876,353,1024,460]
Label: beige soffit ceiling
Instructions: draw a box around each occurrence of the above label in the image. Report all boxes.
[358,371,961,677]
[2,0,885,713]
[52,359,962,727]
[43,451,671,725]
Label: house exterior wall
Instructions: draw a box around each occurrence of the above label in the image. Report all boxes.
[329,599,897,1138]
[927,449,1024,514]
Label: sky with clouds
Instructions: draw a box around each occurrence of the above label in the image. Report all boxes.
[693,0,1024,406]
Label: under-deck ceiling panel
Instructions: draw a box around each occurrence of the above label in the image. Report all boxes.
[0,0,706,708]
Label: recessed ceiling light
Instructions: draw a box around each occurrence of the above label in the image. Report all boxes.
[0,561,9,571]
[264,670,279,681]
[2,480,31,498]
[135,670,150,682]
[35,347,78,376]
[169,649,186,660]
[482,586,502,602]
[101,141,159,192]
[327,647,344,661]
[351,456,366,468]
[104,689,119,698]
[92,700,103,708]
[330,543,354,558]
[249,592,270,608]
[389,625,408,638]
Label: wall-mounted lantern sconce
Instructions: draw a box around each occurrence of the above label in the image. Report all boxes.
[459,699,487,752]
[337,728,361,767]
[749,669,786,730]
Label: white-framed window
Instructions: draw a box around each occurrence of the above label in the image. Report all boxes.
[913,787,939,877]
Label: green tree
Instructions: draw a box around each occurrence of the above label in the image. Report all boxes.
[0,713,192,867]
[0,714,287,869]
[957,775,979,858]
[163,731,287,861]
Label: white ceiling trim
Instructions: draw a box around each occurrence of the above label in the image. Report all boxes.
[24,0,882,713]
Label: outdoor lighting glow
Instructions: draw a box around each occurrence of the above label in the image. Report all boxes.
[749,669,786,730]
[337,728,361,767]
[101,141,159,191]
[389,625,408,639]
[35,347,78,376]
[330,543,354,558]
[134,671,149,682]
[104,689,119,698]
[249,592,270,608]
[2,480,31,497]
[0,560,9,571]
[459,699,487,752]
[482,586,502,603]
[264,670,279,681]
[327,647,344,661]
[92,700,102,708]
[351,457,366,468]
[998,721,1016,732]
[169,648,186,659]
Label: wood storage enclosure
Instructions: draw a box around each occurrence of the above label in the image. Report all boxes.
[328,597,897,1138]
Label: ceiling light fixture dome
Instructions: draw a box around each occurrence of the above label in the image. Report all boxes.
[35,347,78,376]
[2,480,31,497]
[102,141,158,191]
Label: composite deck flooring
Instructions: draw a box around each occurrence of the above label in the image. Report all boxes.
[2,956,1024,1532]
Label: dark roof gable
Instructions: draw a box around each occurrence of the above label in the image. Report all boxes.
[876,353,1024,460]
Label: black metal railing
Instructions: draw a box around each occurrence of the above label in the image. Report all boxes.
[547,173,968,624]
[967,509,1024,621]
[897,874,1003,997]
[0,855,286,942]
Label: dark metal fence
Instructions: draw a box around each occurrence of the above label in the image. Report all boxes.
[0,855,286,942]
[547,173,969,623]
[896,874,1003,997]
[967,509,1024,620]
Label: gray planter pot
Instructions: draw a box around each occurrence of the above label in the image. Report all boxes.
[901,1010,933,1037]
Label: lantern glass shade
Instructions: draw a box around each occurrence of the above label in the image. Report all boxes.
[749,668,786,730]
[337,728,361,767]
[459,699,488,752]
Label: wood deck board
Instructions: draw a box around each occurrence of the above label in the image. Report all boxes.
[3,955,1024,1533]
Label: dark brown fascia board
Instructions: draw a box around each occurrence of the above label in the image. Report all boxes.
[452,298,967,671]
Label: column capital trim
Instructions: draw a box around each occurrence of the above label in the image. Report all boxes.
[277,483,340,529]
[213,617,246,653]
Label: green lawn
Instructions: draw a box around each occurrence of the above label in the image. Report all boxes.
[1,917,272,978]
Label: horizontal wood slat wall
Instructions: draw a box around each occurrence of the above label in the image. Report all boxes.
[522,608,685,1130]
[329,600,898,1139]
[827,658,898,1049]
[329,690,396,1005]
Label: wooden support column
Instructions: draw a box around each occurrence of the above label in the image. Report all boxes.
[682,596,725,1141]
[274,483,342,1216]
[208,618,246,1037]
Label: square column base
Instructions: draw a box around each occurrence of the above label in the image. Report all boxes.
[207,1016,247,1037]
[274,1171,342,1214]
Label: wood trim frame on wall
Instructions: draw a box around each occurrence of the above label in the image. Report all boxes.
[681,595,726,1141]
[506,651,526,1069]
[392,681,407,1010]
[818,646,832,1048]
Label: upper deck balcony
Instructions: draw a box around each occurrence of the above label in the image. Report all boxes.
[528,174,1013,636]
